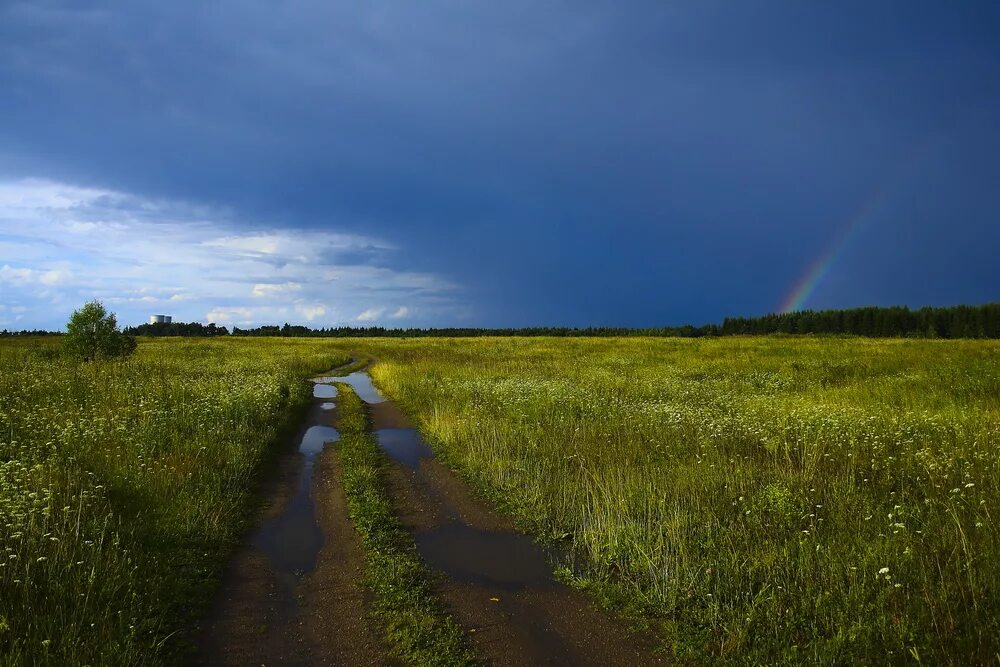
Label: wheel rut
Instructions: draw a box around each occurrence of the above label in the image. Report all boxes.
[197,361,662,666]
[194,361,390,666]
[358,374,664,666]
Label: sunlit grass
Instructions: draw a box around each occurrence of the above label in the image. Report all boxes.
[0,337,349,665]
[4,334,997,664]
[361,336,1000,663]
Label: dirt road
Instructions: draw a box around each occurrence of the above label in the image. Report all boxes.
[195,365,661,665]
[195,367,388,666]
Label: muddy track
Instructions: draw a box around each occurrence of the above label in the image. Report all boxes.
[194,363,389,666]
[197,361,662,665]
[367,384,664,666]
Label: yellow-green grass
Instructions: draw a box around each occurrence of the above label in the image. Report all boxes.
[355,336,1000,664]
[335,383,475,665]
[5,334,999,664]
[0,337,350,665]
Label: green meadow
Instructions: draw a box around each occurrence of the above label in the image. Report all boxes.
[0,337,348,665]
[365,336,1000,663]
[2,335,998,664]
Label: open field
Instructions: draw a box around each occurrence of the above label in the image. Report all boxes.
[0,338,348,664]
[361,337,1000,663]
[2,335,999,664]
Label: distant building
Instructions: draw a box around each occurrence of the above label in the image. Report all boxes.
[149,315,173,325]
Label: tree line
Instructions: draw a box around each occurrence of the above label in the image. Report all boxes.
[719,303,1000,338]
[225,324,707,338]
[123,321,230,337]
[4,303,999,339]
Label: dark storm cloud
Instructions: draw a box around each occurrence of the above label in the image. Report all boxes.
[1,1,998,327]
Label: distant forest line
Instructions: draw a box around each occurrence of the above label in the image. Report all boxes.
[4,303,999,339]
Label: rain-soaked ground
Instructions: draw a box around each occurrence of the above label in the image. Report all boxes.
[252,421,339,574]
[198,361,659,666]
[358,369,661,665]
[315,371,383,404]
[195,362,384,666]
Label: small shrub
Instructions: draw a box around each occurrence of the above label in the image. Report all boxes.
[63,300,137,361]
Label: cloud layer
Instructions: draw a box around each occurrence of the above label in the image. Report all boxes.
[0,179,462,329]
[1,3,998,326]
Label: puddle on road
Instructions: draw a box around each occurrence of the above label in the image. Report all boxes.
[415,522,553,590]
[356,370,555,591]
[336,372,386,404]
[375,428,434,469]
[298,424,339,457]
[320,370,557,592]
[313,383,337,399]
[312,372,384,403]
[254,366,386,578]
[253,423,339,576]
[315,366,386,404]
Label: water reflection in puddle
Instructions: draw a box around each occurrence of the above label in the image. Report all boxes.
[313,384,337,399]
[415,522,553,590]
[312,369,385,404]
[253,424,339,575]
[337,372,386,404]
[298,424,339,456]
[319,402,336,411]
[320,370,555,594]
[375,428,434,469]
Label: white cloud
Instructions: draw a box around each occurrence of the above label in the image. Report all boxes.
[296,304,327,321]
[205,307,264,324]
[0,179,106,211]
[0,178,464,329]
[252,282,302,298]
[207,235,284,256]
[0,264,72,286]
[105,295,159,304]
[356,307,384,322]
[0,265,34,284]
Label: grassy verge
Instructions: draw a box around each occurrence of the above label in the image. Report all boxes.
[358,336,1000,664]
[0,337,352,664]
[334,382,476,666]
[335,355,372,375]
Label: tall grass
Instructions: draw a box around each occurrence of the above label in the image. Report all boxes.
[362,336,1000,663]
[0,337,349,664]
[5,334,997,663]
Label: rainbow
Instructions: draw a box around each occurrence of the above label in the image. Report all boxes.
[778,136,938,314]
[779,188,887,313]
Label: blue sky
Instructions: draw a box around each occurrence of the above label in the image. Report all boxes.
[1,1,998,330]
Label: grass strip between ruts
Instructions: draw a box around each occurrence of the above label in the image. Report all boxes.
[334,382,477,666]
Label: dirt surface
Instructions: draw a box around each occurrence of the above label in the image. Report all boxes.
[368,400,412,430]
[301,437,388,666]
[370,403,665,666]
[194,418,313,666]
[196,362,662,666]
[194,370,389,666]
